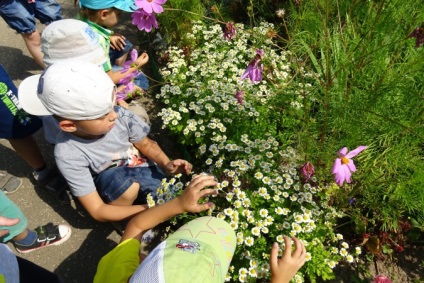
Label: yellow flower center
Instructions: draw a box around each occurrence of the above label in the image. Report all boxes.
[341,157,349,165]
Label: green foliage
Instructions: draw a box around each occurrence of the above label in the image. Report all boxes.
[285,0,424,234]
[156,0,205,44]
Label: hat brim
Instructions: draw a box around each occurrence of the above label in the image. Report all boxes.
[114,1,137,12]
[18,74,52,116]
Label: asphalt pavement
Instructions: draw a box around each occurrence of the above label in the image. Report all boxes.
[0,1,141,282]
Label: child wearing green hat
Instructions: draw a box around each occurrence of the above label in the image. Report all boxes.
[94,174,307,283]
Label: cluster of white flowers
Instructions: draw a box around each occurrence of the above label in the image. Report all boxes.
[155,22,357,282]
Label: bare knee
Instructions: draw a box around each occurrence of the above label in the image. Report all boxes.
[110,182,139,206]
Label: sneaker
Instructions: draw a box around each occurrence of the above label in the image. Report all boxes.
[14,223,72,254]
[0,171,23,194]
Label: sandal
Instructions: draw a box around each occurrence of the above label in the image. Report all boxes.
[14,223,72,254]
[0,171,23,194]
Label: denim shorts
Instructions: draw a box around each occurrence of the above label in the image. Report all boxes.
[0,0,62,34]
[109,38,133,66]
[0,191,28,242]
[94,165,165,203]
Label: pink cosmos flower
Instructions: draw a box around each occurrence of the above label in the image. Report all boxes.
[116,82,136,102]
[223,22,236,40]
[408,27,424,48]
[332,146,367,186]
[300,162,315,181]
[373,275,393,283]
[135,0,166,14]
[120,49,139,73]
[235,90,245,104]
[240,49,264,83]
[132,9,159,32]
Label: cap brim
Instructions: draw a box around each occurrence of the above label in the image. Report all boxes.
[18,74,52,116]
[115,0,137,12]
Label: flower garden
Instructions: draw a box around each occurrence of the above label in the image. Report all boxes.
[125,0,424,282]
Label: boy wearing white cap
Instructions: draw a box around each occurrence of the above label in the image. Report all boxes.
[18,60,192,222]
[40,19,150,145]
[94,174,307,283]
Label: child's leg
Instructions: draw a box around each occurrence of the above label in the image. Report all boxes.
[94,165,165,205]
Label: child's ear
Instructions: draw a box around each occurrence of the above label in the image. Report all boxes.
[99,9,110,20]
[58,120,77,133]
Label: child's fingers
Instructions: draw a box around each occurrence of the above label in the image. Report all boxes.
[282,235,293,259]
[193,201,214,212]
[189,175,216,188]
[0,216,19,226]
[269,242,280,271]
[292,237,306,260]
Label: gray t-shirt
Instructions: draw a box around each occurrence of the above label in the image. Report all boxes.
[55,107,150,197]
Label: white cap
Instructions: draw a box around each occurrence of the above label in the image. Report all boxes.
[41,19,107,68]
[18,60,115,120]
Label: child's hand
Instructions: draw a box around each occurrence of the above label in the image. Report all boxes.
[110,34,127,51]
[134,52,149,69]
[165,159,192,175]
[177,174,217,213]
[270,236,306,283]
[0,216,20,238]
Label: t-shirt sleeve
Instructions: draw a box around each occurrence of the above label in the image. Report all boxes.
[93,239,140,283]
[119,107,150,143]
[55,144,96,197]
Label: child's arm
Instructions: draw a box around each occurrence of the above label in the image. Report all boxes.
[134,137,192,175]
[78,191,147,222]
[106,52,149,85]
[121,174,217,242]
[270,236,307,283]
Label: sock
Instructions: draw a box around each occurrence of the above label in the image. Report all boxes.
[14,229,37,246]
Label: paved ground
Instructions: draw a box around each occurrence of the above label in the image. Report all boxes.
[0,2,144,282]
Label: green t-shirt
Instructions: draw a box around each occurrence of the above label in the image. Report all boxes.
[78,16,113,72]
[94,238,140,283]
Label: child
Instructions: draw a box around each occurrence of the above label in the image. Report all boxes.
[77,0,149,89]
[0,191,71,254]
[39,18,150,146]
[18,60,192,222]
[0,215,66,282]
[0,64,71,202]
[94,174,307,283]
[0,0,62,68]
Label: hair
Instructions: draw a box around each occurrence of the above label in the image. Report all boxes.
[79,6,102,22]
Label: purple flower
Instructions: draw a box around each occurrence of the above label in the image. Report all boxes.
[235,90,245,105]
[121,49,139,73]
[408,27,424,48]
[300,162,315,181]
[223,22,236,40]
[349,197,355,205]
[132,9,159,32]
[119,70,141,85]
[135,0,166,14]
[373,275,393,283]
[116,82,136,102]
[240,49,264,83]
[332,146,367,186]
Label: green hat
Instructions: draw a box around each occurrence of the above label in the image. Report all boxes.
[130,217,236,283]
